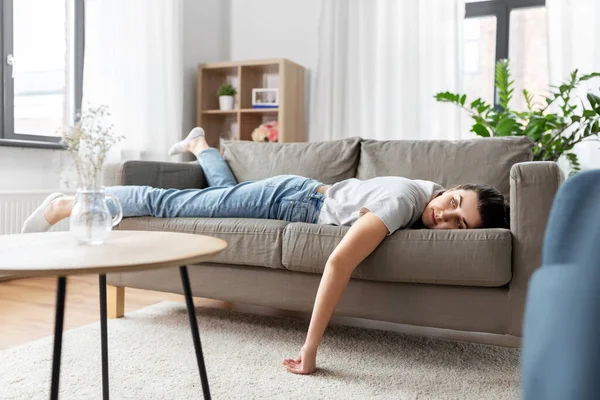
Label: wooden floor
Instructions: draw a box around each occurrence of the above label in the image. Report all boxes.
[0,275,226,350]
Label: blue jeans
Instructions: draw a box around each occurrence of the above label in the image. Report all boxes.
[106,148,326,223]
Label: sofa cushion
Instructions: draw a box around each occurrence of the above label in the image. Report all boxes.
[117,217,288,269]
[356,137,533,198]
[282,223,512,287]
[220,137,360,184]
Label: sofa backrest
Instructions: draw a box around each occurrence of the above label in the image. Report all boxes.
[356,137,533,198]
[220,137,361,184]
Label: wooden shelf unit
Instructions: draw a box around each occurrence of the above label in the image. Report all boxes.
[197,59,306,148]
[201,108,279,115]
[201,109,237,115]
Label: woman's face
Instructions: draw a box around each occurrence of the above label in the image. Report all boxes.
[422,188,482,229]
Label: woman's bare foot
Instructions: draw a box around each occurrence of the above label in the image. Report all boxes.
[282,346,317,375]
[44,197,74,225]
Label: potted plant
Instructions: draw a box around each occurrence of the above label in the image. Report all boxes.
[435,59,600,174]
[217,84,237,110]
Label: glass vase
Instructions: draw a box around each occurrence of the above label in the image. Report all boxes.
[69,187,123,245]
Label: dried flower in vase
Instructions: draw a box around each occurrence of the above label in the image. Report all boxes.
[60,104,123,188]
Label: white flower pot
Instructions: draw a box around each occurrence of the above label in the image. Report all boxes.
[219,96,235,110]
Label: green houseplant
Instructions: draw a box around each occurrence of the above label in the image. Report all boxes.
[435,59,600,172]
[217,84,237,111]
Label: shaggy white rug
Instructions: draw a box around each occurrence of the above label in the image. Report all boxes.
[0,302,520,399]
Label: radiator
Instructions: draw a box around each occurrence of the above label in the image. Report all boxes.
[0,191,71,236]
[0,191,73,281]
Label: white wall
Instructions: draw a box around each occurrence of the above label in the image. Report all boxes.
[182,0,231,137]
[230,0,321,140]
[0,146,71,191]
[0,0,230,191]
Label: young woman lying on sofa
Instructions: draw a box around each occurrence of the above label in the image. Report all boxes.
[23,127,510,375]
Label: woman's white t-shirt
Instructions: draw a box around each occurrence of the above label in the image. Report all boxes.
[317,177,444,235]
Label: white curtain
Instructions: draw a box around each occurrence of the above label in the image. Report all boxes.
[310,0,464,142]
[83,0,183,162]
[547,0,600,170]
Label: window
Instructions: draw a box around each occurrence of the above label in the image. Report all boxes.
[508,7,549,112]
[464,0,548,110]
[464,16,497,106]
[0,0,84,149]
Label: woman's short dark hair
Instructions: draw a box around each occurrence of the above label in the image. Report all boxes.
[461,183,510,229]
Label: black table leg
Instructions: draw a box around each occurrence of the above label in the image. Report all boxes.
[99,274,109,400]
[50,277,67,400]
[179,266,211,400]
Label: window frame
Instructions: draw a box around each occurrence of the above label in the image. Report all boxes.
[0,0,84,150]
[465,0,546,107]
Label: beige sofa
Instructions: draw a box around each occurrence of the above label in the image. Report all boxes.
[103,136,562,346]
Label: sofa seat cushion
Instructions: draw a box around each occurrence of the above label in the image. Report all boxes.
[282,223,512,287]
[118,217,289,269]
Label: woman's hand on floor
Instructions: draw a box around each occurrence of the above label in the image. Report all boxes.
[282,346,317,374]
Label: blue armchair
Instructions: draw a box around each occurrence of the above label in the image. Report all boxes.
[522,169,600,400]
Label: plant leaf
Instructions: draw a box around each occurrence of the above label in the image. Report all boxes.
[587,93,600,108]
[523,89,534,112]
[435,91,465,105]
[495,116,517,136]
[495,59,514,110]
[579,72,600,81]
[471,123,491,137]
[478,104,491,114]
[565,152,581,174]
[542,133,553,144]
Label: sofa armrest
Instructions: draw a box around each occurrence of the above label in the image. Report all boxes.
[508,161,563,336]
[103,160,207,189]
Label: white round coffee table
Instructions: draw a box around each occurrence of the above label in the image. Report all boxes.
[0,230,227,400]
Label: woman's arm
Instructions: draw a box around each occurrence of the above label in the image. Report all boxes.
[283,211,389,374]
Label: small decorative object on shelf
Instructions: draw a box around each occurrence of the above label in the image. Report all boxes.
[217,84,237,110]
[60,104,124,245]
[252,88,279,108]
[251,120,279,142]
